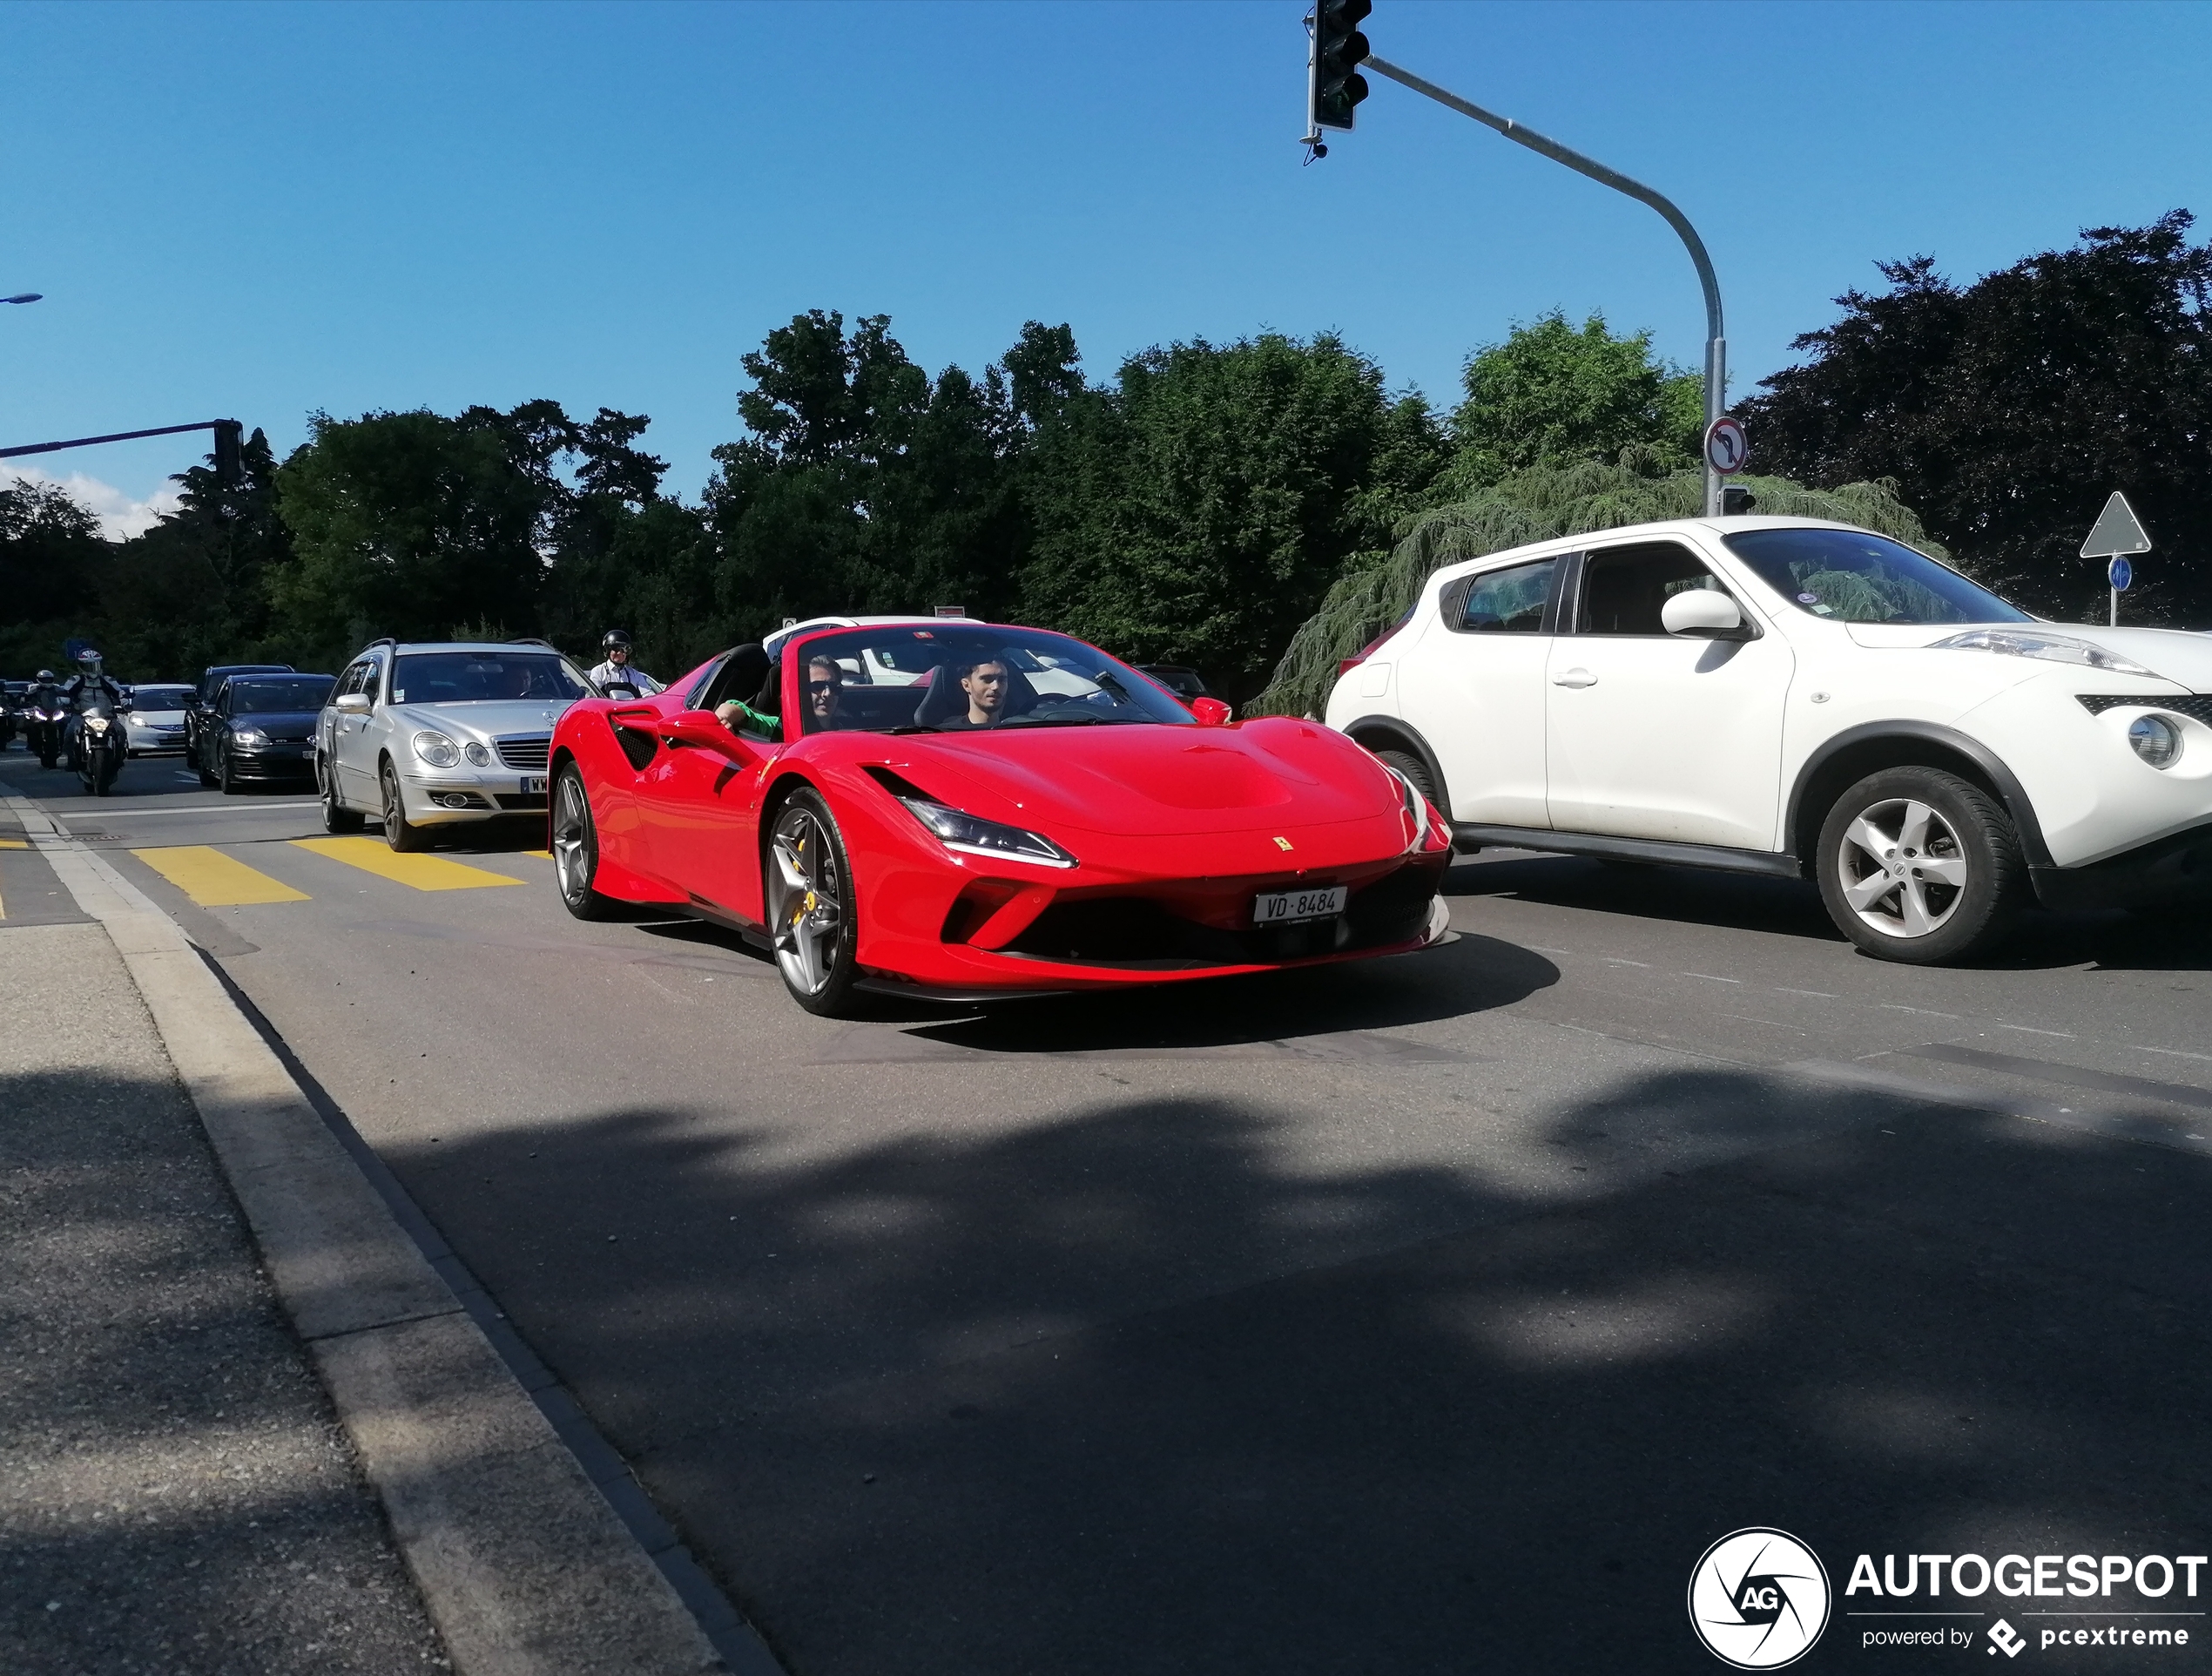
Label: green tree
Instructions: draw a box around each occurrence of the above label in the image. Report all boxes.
[1440,310,1703,495]
[0,478,107,672]
[1743,212,2212,623]
[1250,456,1938,720]
[1019,332,1446,698]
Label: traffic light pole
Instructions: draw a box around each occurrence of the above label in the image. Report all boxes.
[1361,55,1729,517]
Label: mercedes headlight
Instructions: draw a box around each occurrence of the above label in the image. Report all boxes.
[1932,628,2159,679]
[2128,713,2184,769]
[896,795,1076,868]
[412,730,461,768]
[463,740,492,767]
[232,727,271,749]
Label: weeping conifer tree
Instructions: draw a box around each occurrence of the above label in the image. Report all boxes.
[1247,450,1941,720]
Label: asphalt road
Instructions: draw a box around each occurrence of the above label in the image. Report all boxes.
[7,744,2211,1673]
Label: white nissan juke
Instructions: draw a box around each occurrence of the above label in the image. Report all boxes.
[1326,517,2212,963]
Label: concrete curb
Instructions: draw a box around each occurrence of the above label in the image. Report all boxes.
[5,788,783,1676]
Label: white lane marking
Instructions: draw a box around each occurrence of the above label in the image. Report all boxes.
[59,801,321,817]
[1679,972,1743,984]
[2141,1045,2212,1064]
[1995,1023,2075,1038]
[1721,1013,1808,1032]
[1773,986,1838,998]
[1603,957,1651,968]
[1528,946,1575,956]
[1880,1004,1960,1018]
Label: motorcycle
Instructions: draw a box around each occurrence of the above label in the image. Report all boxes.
[73,690,127,795]
[22,697,68,770]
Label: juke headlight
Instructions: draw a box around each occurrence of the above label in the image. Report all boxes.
[411,730,461,768]
[1932,628,2160,679]
[896,795,1076,868]
[2128,713,2184,770]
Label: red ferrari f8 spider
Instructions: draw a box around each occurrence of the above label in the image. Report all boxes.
[549,617,1453,1014]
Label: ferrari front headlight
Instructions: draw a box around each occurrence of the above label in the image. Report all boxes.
[896,796,1076,868]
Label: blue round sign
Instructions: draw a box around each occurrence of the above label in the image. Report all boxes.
[2108,557,2134,591]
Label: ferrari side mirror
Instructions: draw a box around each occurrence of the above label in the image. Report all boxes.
[1190,697,1233,726]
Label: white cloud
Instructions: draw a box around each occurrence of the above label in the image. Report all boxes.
[1,463,183,540]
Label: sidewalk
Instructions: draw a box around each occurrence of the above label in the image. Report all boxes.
[0,917,451,1674]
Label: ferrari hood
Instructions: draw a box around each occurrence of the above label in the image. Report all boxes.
[886,720,1396,837]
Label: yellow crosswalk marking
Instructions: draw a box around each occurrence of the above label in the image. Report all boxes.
[0,838,27,848]
[133,846,311,906]
[289,836,525,891]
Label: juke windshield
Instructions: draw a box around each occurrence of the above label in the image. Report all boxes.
[1723,528,2032,625]
[390,652,590,705]
[791,627,1197,737]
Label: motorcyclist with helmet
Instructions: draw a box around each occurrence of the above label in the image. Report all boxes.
[60,648,128,773]
[20,670,66,767]
[586,630,662,697]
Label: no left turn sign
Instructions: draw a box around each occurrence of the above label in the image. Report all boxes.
[1704,416,1749,476]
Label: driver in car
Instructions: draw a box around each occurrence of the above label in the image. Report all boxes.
[934,655,1008,730]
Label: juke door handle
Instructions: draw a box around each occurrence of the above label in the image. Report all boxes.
[1552,668,1598,688]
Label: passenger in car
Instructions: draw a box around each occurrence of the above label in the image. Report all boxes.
[932,656,1009,730]
[711,644,781,740]
[800,656,846,730]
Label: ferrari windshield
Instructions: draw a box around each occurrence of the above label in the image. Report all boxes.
[1723,528,2031,625]
[390,652,590,705]
[791,626,1197,737]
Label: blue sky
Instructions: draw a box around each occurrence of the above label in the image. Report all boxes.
[4,0,2209,532]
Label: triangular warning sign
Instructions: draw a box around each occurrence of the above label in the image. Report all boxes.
[2079,491,2152,558]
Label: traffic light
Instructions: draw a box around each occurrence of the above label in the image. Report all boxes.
[212,419,243,487]
[1311,0,1372,132]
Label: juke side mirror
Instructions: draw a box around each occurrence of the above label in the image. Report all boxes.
[1662,591,1750,639]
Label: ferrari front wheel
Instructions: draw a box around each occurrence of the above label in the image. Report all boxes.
[551,766,624,921]
[766,787,860,1016]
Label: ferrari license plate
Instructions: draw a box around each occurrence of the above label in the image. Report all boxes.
[1252,885,1348,925]
[521,776,547,794]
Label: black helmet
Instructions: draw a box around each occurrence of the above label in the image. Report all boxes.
[35,669,54,681]
[601,631,631,652]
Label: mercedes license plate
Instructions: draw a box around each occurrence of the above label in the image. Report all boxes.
[1252,885,1348,925]
[521,776,546,794]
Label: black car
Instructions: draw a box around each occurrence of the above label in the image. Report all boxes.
[1134,664,1211,702]
[0,680,27,748]
[186,662,293,759]
[198,672,335,792]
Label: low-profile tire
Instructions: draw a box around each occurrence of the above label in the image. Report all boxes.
[319,760,365,834]
[1817,767,2022,964]
[218,743,238,795]
[38,753,57,771]
[764,787,861,1017]
[550,766,624,921]
[1372,747,1437,809]
[380,760,429,853]
[196,740,219,788]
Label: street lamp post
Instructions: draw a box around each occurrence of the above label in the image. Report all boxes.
[1359,55,1730,517]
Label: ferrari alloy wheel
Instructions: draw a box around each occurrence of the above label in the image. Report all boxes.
[551,766,623,921]
[767,787,860,1016]
[320,759,364,834]
[381,760,429,853]
[1816,767,2020,964]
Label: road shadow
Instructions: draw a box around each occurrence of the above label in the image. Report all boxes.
[1452,850,2212,975]
[395,1064,2212,1676]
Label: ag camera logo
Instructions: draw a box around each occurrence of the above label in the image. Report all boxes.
[1689,1528,1831,1668]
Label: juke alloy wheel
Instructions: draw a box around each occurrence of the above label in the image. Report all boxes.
[766,788,860,1016]
[551,766,622,921]
[1817,767,2022,963]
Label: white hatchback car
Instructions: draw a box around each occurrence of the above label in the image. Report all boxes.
[316,639,596,849]
[1327,517,2212,963]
